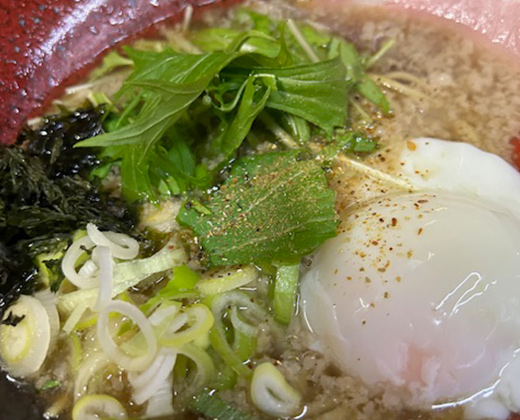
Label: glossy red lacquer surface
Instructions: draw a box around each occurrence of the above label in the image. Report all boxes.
[0,0,238,145]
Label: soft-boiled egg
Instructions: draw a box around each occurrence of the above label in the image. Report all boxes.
[300,138,520,419]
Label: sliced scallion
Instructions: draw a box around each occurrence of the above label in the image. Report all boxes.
[273,262,300,325]
[198,266,258,296]
[250,362,301,418]
[72,394,127,420]
[0,295,52,377]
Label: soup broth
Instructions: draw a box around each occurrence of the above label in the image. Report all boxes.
[2,1,520,419]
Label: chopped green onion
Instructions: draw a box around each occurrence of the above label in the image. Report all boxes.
[58,242,187,315]
[140,265,200,315]
[273,262,300,325]
[250,362,301,417]
[177,343,216,393]
[39,379,61,391]
[69,332,83,372]
[72,394,128,420]
[0,295,52,377]
[213,365,238,391]
[35,243,67,290]
[97,300,157,372]
[74,351,111,400]
[208,291,272,379]
[209,325,252,379]
[174,265,200,289]
[158,304,214,348]
[198,266,258,296]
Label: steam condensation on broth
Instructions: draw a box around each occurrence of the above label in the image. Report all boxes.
[2,1,520,419]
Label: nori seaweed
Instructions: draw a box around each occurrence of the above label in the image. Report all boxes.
[0,106,137,316]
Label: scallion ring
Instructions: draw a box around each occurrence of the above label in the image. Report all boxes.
[97,300,157,372]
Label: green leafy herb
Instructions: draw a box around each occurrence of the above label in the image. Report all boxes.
[178,151,337,266]
[207,77,272,160]
[330,38,391,114]
[255,58,347,134]
[191,28,242,53]
[320,131,379,165]
[77,50,247,200]
[282,114,311,145]
[76,29,352,202]
[356,76,391,114]
[236,8,273,35]
[337,131,379,153]
[76,11,391,203]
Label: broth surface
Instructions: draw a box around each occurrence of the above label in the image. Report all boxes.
[4,1,520,419]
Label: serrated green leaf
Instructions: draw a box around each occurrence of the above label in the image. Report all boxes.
[259,58,348,134]
[120,145,154,202]
[177,151,337,266]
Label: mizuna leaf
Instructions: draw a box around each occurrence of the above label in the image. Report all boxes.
[255,58,348,134]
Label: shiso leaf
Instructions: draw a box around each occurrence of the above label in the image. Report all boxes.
[178,151,337,266]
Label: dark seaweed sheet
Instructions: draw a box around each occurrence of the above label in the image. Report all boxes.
[0,107,137,420]
[0,106,137,315]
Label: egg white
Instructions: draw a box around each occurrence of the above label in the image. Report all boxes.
[300,138,520,419]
